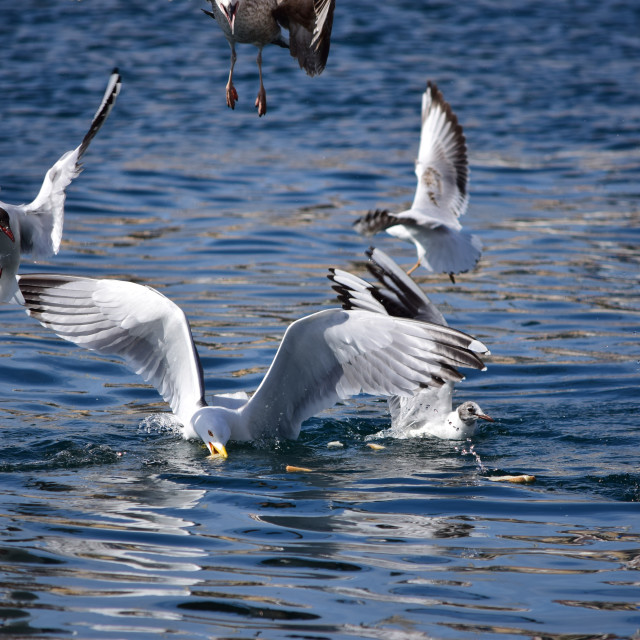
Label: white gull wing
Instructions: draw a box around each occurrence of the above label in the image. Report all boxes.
[238,308,488,441]
[17,69,121,259]
[329,248,492,436]
[18,273,205,426]
[410,81,468,228]
[329,248,454,432]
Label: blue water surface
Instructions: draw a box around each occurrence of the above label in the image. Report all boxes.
[0,1,639,638]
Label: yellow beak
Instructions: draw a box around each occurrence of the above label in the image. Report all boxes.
[207,441,228,458]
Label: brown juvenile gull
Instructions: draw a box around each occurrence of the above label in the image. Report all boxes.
[18,268,488,458]
[329,247,493,439]
[203,0,335,116]
[354,81,482,282]
[0,69,121,303]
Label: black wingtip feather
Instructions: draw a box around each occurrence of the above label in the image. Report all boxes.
[353,209,400,236]
[77,69,122,162]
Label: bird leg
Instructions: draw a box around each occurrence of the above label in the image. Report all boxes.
[226,43,239,109]
[406,259,421,276]
[255,48,267,116]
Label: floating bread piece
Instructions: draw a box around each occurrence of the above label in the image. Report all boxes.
[327,441,344,448]
[487,474,536,484]
[286,465,313,473]
[367,443,386,451]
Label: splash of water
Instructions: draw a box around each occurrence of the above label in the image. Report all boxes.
[456,439,486,472]
[138,413,182,435]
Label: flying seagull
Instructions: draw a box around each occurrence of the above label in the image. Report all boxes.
[329,247,493,439]
[18,270,489,457]
[203,0,335,116]
[0,69,122,303]
[354,81,482,282]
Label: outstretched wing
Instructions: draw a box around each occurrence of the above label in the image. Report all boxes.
[329,247,447,326]
[18,273,205,425]
[20,69,122,258]
[240,308,488,440]
[411,81,468,227]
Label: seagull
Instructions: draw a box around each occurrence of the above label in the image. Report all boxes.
[203,0,335,116]
[329,247,493,439]
[18,271,489,457]
[0,69,121,304]
[353,81,482,282]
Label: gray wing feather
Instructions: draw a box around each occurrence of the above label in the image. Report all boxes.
[240,308,488,440]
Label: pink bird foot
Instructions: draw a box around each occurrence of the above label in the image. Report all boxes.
[226,82,239,110]
[255,86,267,117]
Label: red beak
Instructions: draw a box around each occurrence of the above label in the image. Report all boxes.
[0,225,14,243]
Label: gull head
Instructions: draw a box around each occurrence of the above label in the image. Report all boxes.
[457,401,493,427]
[216,0,240,33]
[191,406,232,459]
[0,207,15,243]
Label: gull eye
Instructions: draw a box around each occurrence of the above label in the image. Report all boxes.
[208,430,214,437]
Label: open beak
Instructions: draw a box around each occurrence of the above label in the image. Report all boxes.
[0,225,15,243]
[478,413,494,423]
[207,441,228,458]
[223,1,238,34]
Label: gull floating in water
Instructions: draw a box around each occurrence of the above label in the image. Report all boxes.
[0,69,121,303]
[203,0,335,115]
[354,81,482,282]
[18,270,489,457]
[329,247,493,439]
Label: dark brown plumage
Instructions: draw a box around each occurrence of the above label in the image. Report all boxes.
[204,0,335,115]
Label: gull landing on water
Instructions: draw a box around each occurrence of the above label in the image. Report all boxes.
[203,0,335,116]
[0,69,121,303]
[18,270,489,458]
[353,82,482,282]
[329,247,493,440]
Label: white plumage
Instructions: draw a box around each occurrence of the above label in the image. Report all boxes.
[0,69,121,303]
[354,82,482,281]
[329,248,493,439]
[18,270,489,456]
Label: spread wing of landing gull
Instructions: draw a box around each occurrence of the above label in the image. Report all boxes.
[329,247,493,439]
[18,270,488,457]
[354,81,482,282]
[0,69,121,303]
[203,0,336,116]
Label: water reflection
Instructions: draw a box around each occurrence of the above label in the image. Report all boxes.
[1,446,639,637]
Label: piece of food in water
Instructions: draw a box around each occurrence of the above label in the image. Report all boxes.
[487,474,536,484]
